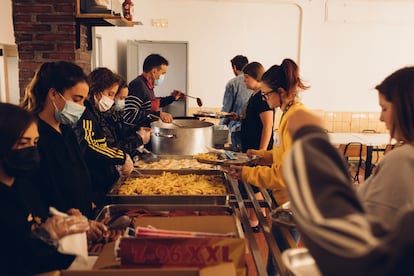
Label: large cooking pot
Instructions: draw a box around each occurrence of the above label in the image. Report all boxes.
[151,119,213,155]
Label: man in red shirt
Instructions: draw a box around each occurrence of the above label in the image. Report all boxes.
[123,54,184,128]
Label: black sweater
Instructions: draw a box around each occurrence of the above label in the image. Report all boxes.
[0,178,74,276]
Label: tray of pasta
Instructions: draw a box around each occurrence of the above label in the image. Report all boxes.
[106,170,232,205]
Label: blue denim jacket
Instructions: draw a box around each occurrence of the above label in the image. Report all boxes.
[219,73,253,133]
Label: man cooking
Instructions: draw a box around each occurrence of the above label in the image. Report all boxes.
[123,53,184,129]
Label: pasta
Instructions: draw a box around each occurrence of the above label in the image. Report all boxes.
[134,158,215,170]
[116,172,226,195]
[194,153,221,161]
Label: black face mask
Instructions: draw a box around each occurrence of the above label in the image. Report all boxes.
[2,146,40,177]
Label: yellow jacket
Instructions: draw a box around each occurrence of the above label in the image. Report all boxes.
[241,103,307,205]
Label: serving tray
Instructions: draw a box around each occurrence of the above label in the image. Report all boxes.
[106,170,232,205]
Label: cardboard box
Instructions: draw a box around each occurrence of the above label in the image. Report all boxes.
[119,237,244,267]
[60,216,246,276]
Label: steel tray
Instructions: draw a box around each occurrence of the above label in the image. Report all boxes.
[95,204,235,222]
[106,170,232,205]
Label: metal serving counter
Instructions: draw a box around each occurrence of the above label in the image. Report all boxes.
[101,155,300,275]
[228,176,298,276]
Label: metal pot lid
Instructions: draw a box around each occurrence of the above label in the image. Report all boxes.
[151,119,213,129]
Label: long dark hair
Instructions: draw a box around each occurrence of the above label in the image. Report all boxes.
[21,61,88,115]
[261,58,309,95]
[0,103,36,159]
[375,66,414,142]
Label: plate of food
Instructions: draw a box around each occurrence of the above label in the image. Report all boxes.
[193,111,232,119]
[195,152,226,165]
[195,151,257,166]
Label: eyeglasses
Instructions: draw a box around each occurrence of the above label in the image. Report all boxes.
[261,90,276,100]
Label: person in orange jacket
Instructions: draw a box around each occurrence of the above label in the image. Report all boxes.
[229,58,309,275]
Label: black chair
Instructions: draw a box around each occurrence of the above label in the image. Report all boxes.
[339,142,367,184]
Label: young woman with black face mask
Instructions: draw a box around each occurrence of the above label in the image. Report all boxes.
[0,103,89,275]
[21,61,108,241]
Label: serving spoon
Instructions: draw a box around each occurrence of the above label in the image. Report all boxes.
[185,94,203,107]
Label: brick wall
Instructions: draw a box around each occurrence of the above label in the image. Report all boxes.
[12,0,91,99]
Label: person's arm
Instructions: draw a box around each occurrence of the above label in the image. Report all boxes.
[282,110,409,275]
[123,94,154,127]
[124,81,154,127]
[259,110,273,150]
[159,95,176,107]
[219,82,234,125]
[241,157,285,192]
[76,115,126,166]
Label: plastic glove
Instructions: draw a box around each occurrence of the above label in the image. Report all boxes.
[67,208,82,216]
[42,214,89,242]
[118,153,133,177]
[87,220,108,242]
[136,127,153,145]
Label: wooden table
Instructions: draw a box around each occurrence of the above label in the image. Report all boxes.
[328,132,393,179]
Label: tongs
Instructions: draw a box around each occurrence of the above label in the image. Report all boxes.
[136,145,160,163]
[147,113,184,128]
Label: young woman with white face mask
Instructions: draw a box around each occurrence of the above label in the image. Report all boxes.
[101,77,153,156]
[73,67,133,209]
[21,61,107,242]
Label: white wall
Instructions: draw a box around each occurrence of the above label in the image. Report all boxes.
[300,0,414,112]
[2,0,414,112]
[0,0,14,45]
[96,0,301,109]
[95,0,414,112]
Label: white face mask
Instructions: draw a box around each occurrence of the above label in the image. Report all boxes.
[113,98,125,111]
[96,94,114,112]
[53,93,86,125]
[154,73,165,86]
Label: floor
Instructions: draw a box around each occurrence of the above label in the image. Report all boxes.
[245,230,268,276]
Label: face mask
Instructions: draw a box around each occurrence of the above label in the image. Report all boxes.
[113,99,125,111]
[54,93,86,125]
[2,146,40,177]
[96,94,115,112]
[154,73,165,86]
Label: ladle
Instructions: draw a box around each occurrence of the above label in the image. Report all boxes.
[185,94,203,107]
